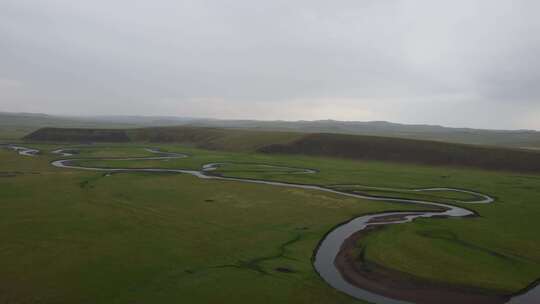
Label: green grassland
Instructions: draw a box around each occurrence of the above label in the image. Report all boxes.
[1,145,428,304]
[66,145,540,292]
[1,143,540,303]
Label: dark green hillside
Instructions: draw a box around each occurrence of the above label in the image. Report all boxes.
[186,119,540,148]
[258,133,540,173]
[23,126,540,172]
[127,126,301,151]
[23,126,302,152]
[24,128,131,142]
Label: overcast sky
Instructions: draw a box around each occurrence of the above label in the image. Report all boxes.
[1,0,539,130]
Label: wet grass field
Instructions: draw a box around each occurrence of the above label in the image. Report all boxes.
[1,143,539,303]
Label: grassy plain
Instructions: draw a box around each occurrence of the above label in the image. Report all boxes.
[1,143,540,303]
[70,145,540,292]
[1,145,424,304]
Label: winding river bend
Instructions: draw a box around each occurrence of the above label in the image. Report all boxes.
[5,145,539,304]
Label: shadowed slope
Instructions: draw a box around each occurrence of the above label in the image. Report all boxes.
[24,128,130,142]
[258,133,540,173]
[23,126,540,172]
[23,127,302,151]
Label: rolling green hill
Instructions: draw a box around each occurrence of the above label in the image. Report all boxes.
[185,119,540,148]
[3,112,540,148]
[259,133,540,173]
[23,127,303,152]
[23,126,540,173]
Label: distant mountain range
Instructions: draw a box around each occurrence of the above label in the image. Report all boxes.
[1,111,539,148]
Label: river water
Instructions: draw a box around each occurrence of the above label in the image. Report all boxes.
[5,145,538,304]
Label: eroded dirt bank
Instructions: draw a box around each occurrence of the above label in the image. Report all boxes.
[335,224,509,304]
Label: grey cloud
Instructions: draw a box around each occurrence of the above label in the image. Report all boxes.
[0,0,539,129]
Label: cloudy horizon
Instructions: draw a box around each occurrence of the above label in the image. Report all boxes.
[1,0,539,130]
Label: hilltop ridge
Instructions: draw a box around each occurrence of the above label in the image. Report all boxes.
[3,111,540,148]
[24,126,540,173]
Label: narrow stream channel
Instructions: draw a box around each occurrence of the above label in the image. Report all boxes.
[5,145,539,304]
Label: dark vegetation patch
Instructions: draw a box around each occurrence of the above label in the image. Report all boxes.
[78,174,106,189]
[24,127,130,142]
[0,171,40,177]
[0,173,17,178]
[79,180,90,188]
[274,267,296,273]
[217,234,302,275]
[259,133,540,173]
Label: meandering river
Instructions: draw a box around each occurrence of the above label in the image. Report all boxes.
[5,144,539,304]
